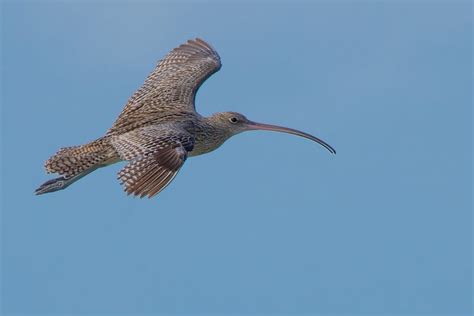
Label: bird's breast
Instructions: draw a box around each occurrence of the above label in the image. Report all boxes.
[188,140,223,157]
[188,135,229,157]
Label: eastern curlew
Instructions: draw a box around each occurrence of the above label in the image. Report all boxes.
[36,38,336,198]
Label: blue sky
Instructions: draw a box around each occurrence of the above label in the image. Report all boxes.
[1,1,472,315]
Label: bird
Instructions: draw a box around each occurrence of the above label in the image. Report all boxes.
[35,38,336,198]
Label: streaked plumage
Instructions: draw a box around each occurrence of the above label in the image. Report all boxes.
[36,38,335,198]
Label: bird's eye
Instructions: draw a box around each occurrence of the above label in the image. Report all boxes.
[229,117,238,123]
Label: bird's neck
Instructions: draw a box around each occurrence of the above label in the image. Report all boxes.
[188,116,233,157]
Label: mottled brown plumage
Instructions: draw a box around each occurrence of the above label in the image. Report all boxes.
[36,38,335,198]
[107,38,221,136]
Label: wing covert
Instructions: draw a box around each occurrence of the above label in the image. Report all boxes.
[112,127,194,198]
[108,38,221,135]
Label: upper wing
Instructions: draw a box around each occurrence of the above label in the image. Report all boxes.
[112,126,195,198]
[108,38,221,135]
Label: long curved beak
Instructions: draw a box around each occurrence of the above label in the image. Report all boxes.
[247,121,336,154]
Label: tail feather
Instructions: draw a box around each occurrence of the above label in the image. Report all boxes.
[45,139,110,178]
[36,138,118,195]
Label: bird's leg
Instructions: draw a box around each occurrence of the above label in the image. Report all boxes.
[35,167,98,195]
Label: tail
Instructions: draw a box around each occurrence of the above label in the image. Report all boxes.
[35,138,118,195]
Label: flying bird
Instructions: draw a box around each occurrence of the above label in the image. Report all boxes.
[36,38,335,198]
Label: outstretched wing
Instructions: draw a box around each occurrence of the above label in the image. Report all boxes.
[112,126,194,198]
[108,38,221,135]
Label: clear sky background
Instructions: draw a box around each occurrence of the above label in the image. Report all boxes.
[1,1,472,315]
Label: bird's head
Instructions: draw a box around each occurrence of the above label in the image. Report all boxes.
[209,111,336,154]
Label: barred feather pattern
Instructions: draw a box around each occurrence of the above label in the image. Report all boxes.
[44,138,117,178]
[113,126,194,198]
[111,125,194,161]
[117,146,186,198]
[107,38,221,135]
[36,39,242,198]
